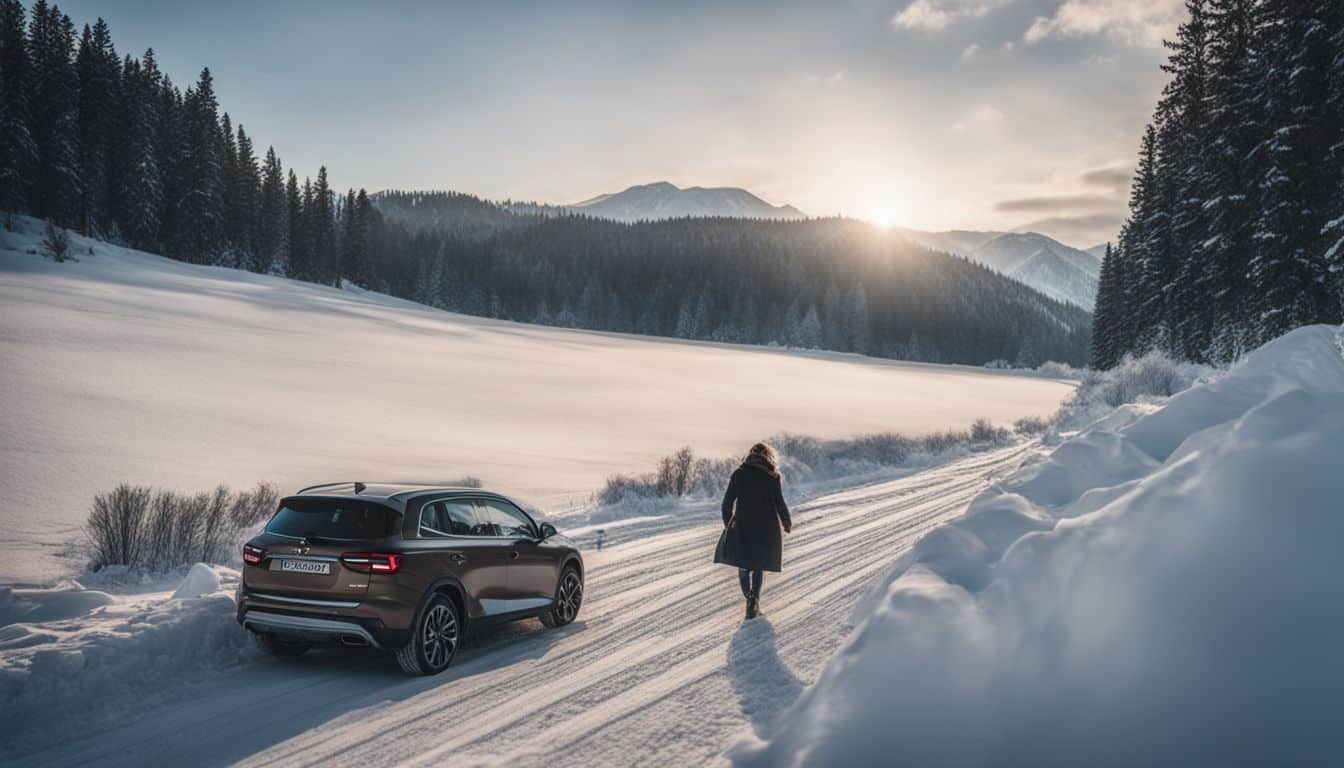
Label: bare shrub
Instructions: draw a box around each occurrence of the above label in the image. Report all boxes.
[42,221,71,262]
[85,484,152,569]
[1074,350,1208,409]
[671,447,694,496]
[85,482,280,573]
[598,473,658,505]
[918,429,966,455]
[1013,414,1052,435]
[596,416,1020,507]
[970,418,1009,443]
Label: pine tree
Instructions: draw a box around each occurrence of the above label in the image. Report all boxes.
[176,68,224,261]
[798,304,823,349]
[257,146,287,273]
[0,0,38,222]
[1202,0,1259,362]
[155,74,184,254]
[1163,0,1214,360]
[1326,1,1344,307]
[75,18,118,235]
[1090,243,1117,368]
[845,283,871,354]
[1128,125,1166,353]
[289,173,311,279]
[27,0,82,224]
[338,187,373,288]
[115,50,163,248]
[311,166,336,284]
[1249,0,1340,342]
[230,123,260,270]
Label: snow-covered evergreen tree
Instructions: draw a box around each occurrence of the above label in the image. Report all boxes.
[74,18,118,235]
[115,50,164,249]
[0,0,37,222]
[257,146,286,273]
[27,0,82,225]
[176,68,224,261]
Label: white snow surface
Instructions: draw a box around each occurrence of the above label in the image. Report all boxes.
[735,324,1344,767]
[1,564,250,756]
[0,444,1035,765]
[0,215,1071,583]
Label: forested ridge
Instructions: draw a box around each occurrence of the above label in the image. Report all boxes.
[0,1,1090,366]
[1090,0,1344,368]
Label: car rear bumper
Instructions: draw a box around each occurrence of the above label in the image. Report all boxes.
[236,585,417,648]
[241,609,385,648]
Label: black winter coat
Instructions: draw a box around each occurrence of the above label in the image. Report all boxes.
[715,459,791,572]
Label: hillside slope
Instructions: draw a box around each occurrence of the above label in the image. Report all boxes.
[0,217,1072,583]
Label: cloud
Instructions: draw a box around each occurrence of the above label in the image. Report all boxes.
[950,103,1004,133]
[1015,212,1126,246]
[1024,0,1184,47]
[995,193,1116,213]
[891,0,1004,33]
[802,70,846,84]
[960,43,981,61]
[1081,164,1133,189]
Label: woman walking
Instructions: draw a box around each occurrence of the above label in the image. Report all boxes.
[715,442,792,619]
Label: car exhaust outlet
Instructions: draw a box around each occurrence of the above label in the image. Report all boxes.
[339,634,370,647]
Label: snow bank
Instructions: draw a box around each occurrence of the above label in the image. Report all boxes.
[736,325,1344,767]
[170,562,224,599]
[0,565,251,756]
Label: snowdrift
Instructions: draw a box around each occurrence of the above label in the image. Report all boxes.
[0,565,251,756]
[735,325,1344,767]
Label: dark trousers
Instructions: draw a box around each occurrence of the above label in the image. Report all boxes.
[738,568,764,599]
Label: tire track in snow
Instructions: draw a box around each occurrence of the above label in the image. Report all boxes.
[240,444,1031,767]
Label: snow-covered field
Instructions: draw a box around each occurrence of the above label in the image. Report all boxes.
[0,217,1072,584]
[738,325,1344,766]
[4,217,1337,766]
[1,443,1034,764]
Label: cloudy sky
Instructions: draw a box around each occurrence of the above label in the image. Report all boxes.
[58,0,1184,247]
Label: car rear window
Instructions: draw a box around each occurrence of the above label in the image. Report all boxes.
[266,498,401,540]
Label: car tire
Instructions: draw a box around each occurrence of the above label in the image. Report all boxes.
[540,565,583,628]
[395,593,461,676]
[251,631,312,657]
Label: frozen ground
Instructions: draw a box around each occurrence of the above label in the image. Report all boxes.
[739,325,1344,766]
[0,443,1035,765]
[0,216,1072,583]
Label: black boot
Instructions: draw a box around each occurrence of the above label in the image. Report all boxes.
[745,595,759,620]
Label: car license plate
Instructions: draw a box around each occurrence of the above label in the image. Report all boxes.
[276,559,330,575]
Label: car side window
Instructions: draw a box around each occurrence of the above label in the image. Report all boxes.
[420,500,475,537]
[474,499,536,539]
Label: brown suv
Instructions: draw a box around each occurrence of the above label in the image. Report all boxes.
[236,483,583,675]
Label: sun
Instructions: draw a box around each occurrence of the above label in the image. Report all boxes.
[866,204,900,230]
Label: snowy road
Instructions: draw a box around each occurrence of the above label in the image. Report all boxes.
[12,444,1033,768]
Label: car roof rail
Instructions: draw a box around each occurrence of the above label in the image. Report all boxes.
[295,481,357,495]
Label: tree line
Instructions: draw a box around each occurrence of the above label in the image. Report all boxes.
[0,1,1091,366]
[0,1,373,283]
[367,199,1092,366]
[1091,0,1344,368]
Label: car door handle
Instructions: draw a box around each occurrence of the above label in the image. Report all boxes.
[449,553,467,563]
[508,551,519,560]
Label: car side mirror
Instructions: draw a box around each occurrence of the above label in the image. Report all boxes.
[539,522,558,540]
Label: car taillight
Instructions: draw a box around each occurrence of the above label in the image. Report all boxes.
[340,553,401,574]
[242,544,266,565]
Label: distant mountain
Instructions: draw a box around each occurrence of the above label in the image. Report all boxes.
[1085,243,1109,260]
[567,181,806,222]
[891,228,1001,257]
[895,228,1101,310]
